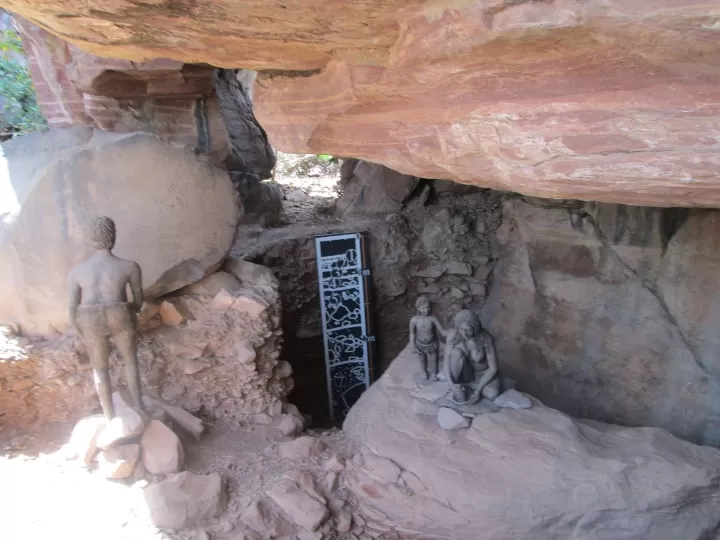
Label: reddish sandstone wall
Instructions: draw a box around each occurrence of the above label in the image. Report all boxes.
[14,17,229,163]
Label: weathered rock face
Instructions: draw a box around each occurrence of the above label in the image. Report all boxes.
[13,17,230,164]
[244,184,720,445]
[336,159,419,216]
[344,348,720,540]
[484,197,720,446]
[0,263,289,428]
[7,1,720,205]
[239,190,500,424]
[0,126,237,334]
[215,69,276,180]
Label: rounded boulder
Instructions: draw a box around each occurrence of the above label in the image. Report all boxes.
[0,126,237,334]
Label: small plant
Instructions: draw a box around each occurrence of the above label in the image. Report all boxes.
[316,154,333,162]
[0,29,47,138]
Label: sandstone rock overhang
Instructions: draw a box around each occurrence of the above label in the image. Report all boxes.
[5,0,720,206]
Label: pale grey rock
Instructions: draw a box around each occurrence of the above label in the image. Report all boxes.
[141,419,184,475]
[65,414,106,465]
[278,436,324,461]
[445,261,473,275]
[96,444,140,479]
[411,264,445,279]
[0,127,237,333]
[325,454,346,473]
[96,408,146,450]
[494,389,532,410]
[436,407,470,430]
[142,395,205,441]
[278,414,304,437]
[143,471,226,529]
[266,479,328,531]
[224,258,278,288]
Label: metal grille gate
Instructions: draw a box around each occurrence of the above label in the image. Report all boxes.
[315,232,374,421]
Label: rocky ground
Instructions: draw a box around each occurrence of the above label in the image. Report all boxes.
[0,416,359,540]
[0,154,369,540]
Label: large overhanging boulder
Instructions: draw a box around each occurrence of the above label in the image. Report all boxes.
[0,126,237,334]
[4,1,720,206]
[344,347,720,539]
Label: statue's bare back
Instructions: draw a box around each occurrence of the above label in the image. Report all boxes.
[69,252,142,307]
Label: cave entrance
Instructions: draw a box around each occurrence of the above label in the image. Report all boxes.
[234,151,348,428]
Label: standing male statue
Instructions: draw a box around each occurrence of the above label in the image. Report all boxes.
[68,217,143,420]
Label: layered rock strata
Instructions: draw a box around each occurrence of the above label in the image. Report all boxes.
[5,1,720,205]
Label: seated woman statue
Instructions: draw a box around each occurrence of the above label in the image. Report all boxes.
[443,310,501,405]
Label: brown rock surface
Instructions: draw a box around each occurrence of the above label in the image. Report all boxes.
[484,198,720,446]
[6,1,719,204]
[143,471,226,530]
[140,420,185,475]
[13,17,229,163]
[344,346,720,540]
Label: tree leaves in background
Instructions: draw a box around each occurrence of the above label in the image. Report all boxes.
[0,30,47,138]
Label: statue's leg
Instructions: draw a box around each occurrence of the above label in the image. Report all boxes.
[427,350,438,381]
[416,349,429,379]
[85,332,114,420]
[447,350,464,384]
[481,377,501,401]
[115,328,143,410]
[447,349,468,402]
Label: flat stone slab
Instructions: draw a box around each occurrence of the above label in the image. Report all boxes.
[434,395,500,416]
[410,381,449,402]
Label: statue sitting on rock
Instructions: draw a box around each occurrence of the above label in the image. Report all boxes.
[444,309,501,405]
[68,216,144,420]
[409,296,448,382]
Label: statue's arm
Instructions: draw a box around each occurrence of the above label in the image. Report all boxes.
[476,332,498,390]
[408,317,417,347]
[431,316,448,338]
[129,262,143,312]
[68,272,81,331]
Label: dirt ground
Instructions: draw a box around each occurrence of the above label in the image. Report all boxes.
[0,418,351,540]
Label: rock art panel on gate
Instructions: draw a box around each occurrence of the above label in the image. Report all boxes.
[0,126,237,334]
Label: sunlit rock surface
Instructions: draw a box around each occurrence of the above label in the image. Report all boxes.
[5,1,720,205]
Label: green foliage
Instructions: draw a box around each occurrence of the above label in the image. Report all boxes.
[0,30,47,137]
[316,154,333,161]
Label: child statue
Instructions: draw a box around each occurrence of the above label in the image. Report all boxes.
[68,217,144,420]
[409,296,447,381]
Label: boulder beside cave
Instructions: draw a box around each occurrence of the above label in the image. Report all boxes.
[343,347,720,540]
[335,159,419,216]
[483,198,720,446]
[0,126,237,334]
